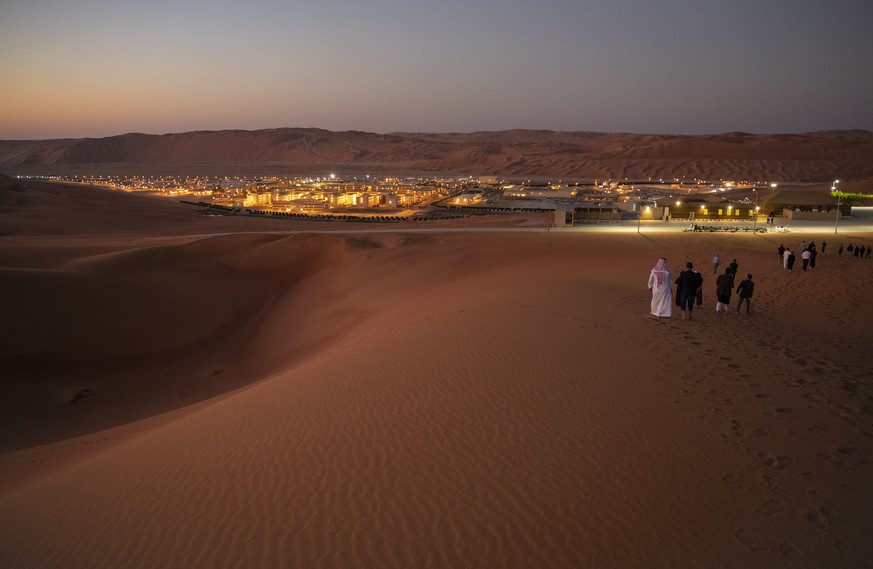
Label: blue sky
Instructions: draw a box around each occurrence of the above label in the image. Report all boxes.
[1,0,871,139]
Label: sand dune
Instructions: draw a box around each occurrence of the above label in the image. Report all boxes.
[1,179,873,568]
[3,128,873,181]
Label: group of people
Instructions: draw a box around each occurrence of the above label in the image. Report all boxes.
[839,243,872,258]
[776,241,821,271]
[775,240,872,271]
[648,257,754,320]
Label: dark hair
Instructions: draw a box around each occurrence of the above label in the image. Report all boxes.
[686,262,693,269]
[747,274,753,279]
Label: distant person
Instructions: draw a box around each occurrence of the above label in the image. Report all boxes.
[712,253,721,274]
[777,244,785,265]
[715,268,734,314]
[839,243,844,256]
[800,241,807,252]
[809,246,818,269]
[736,274,755,315]
[786,249,796,271]
[801,249,811,271]
[867,246,871,259]
[647,258,673,318]
[728,259,739,278]
[675,262,703,320]
[854,244,861,258]
[848,243,854,256]
[821,241,827,254]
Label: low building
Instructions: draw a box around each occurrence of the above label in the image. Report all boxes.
[762,189,847,220]
[244,192,272,207]
[452,193,484,205]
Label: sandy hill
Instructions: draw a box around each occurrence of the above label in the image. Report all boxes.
[2,177,873,567]
[3,128,873,181]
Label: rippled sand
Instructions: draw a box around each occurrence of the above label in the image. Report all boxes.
[2,178,872,568]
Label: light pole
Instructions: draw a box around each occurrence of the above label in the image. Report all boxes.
[753,189,759,231]
[833,179,841,234]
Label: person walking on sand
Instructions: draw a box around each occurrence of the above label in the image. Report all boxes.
[736,274,755,315]
[810,246,818,269]
[839,243,844,256]
[715,268,734,314]
[786,248,796,271]
[647,257,673,318]
[801,248,811,271]
[777,244,785,266]
[867,246,871,259]
[675,262,703,320]
[712,253,721,274]
[821,241,827,254]
[728,259,739,278]
[694,266,704,308]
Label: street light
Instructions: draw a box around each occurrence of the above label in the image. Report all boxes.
[833,179,841,234]
[638,203,651,233]
[753,189,759,231]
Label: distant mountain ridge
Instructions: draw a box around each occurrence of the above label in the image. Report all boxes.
[2,128,873,181]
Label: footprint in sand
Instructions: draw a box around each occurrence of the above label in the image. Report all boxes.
[750,427,769,437]
[761,474,781,491]
[806,506,839,530]
[735,528,766,552]
[841,380,859,396]
[722,473,744,490]
[756,498,787,517]
[803,391,830,403]
[759,452,795,469]
[778,542,802,557]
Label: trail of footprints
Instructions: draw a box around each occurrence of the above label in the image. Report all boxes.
[653,288,872,559]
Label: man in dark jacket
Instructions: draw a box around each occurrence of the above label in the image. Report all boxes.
[736,274,755,315]
[715,268,735,314]
[675,262,703,320]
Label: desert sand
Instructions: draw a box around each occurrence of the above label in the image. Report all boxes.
[3,128,873,181]
[2,178,873,568]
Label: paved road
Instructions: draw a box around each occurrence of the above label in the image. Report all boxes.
[180,208,873,238]
[309,208,873,235]
[556,207,873,235]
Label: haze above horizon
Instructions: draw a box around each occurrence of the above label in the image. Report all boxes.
[2,0,872,140]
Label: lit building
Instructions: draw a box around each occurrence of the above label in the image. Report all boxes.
[244,192,272,207]
[452,193,484,205]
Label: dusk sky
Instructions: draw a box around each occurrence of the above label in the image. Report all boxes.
[2,0,872,140]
